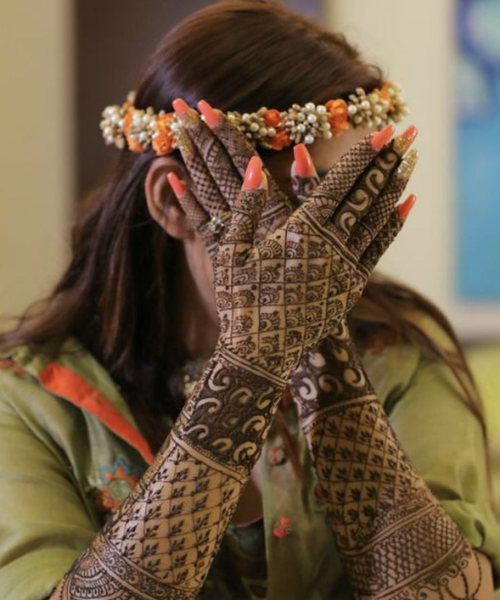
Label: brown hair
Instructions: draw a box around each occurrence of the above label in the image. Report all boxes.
[0,0,488,481]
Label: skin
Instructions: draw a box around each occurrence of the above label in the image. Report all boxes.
[144,129,494,596]
[144,127,370,360]
[144,129,370,523]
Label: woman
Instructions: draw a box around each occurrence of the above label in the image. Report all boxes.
[0,2,498,599]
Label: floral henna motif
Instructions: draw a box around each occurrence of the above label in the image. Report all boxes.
[51,348,287,599]
[290,324,483,599]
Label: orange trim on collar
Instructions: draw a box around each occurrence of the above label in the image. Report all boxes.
[40,362,155,465]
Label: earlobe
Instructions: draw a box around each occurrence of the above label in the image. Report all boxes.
[144,156,194,239]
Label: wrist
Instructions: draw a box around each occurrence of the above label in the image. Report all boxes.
[174,344,287,476]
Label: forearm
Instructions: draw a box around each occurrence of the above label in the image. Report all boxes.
[50,345,286,600]
[291,336,488,599]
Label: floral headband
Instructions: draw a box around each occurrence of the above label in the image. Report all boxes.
[100,81,408,156]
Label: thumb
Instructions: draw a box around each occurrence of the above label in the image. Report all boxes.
[221,156,268,250]
[291,143,320,205]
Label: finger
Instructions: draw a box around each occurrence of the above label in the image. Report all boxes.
[303,125,395,228]
[392,125,418,159]
[166,172,220,257]
[359,195,416,273]
[347,149,419,258]
[221,157,268,253]
[178,99,243,208]
[172,98,231,220]
[198,100,293,239]
[291,143,320,205]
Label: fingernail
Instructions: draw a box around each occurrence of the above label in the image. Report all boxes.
[243,156,263,190]
[293,144,316,177]
[398,193,417,220]
[393,125,418,155]
[395,149,419,182]
[371,124,395,150]
[172,98,190,118]
[197,99,220,128]
[166,172,186,197]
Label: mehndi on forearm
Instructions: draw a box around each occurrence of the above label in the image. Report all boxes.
[50,346,286,600]
[290,324,483,600]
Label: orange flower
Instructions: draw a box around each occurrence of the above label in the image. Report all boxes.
[126,136,145,153]
[325,99,350,137]
[123,111,133,134]
[379,83,394,110]
[152,113,175,156]
[264,108,282,127]
[268,127,292,151]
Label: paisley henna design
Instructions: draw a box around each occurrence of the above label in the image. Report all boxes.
[51,140,406,598]
[291,170,320,205]
[289,322,486,599]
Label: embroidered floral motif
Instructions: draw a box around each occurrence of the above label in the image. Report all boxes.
[0,359,27,376]
[94,457,144,513]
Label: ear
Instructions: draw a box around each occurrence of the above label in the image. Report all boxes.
[144,156,195,240]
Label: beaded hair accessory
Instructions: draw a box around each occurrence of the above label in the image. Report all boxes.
[100,81,408,156]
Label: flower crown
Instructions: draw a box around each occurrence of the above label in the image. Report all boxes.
[100,81,408,156]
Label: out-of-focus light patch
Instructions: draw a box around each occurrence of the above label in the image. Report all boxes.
[465,0,500,67]
[457,53,491,118]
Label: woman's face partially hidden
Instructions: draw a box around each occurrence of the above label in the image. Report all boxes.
[264,126,371,198]
[185,127,372,332]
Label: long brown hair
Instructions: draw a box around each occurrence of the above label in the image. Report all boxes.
[0,0,488,473]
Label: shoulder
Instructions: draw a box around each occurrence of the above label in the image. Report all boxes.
[359,306,470,414]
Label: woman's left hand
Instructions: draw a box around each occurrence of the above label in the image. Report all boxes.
[169,98,295,260]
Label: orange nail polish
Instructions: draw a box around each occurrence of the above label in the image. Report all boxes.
[371,124,395,150]
[243,156,263,189]
[172,98,190,118]
[197,99,220,128]
[167,172,186,197]
[293,143,315,177]
[393,125,418,155]
[398,193,416,220]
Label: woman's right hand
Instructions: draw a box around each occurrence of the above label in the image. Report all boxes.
[212,130,413,383]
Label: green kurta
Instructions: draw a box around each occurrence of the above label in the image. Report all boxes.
[0,330,498,600]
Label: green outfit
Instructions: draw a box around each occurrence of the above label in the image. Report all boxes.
[0,331,499,600]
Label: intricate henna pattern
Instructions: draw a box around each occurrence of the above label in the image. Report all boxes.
[51,131,402,599]
[175,108,294,244]
[290,322,484,599]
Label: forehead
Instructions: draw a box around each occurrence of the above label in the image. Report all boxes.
[308,126,372,170]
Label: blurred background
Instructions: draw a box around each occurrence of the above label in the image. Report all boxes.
[0,0,499,513]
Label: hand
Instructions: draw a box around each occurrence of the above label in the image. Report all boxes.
[288,129,418,416]
[184,125,416,383]
[168,98,295,260]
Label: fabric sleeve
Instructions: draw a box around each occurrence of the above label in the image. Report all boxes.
[0,394,98,600]
[387,352,500,586]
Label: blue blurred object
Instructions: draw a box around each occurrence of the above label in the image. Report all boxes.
[457,0,500,300]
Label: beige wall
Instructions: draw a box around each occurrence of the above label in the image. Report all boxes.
[326,0,500,339]
[0,0,73,319]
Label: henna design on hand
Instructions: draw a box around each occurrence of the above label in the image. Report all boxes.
[173,106,294,246]
[290,322,484,599]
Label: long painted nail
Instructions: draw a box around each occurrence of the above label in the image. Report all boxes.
[293,144,316,177]
[197,99,220,128]
[398,193,417,220]
[393,125,418,156]
[167,172,186,197]
[172,98,190,118]
[371,124,395,150]
[243,156,263,190]
[395,149,419,183]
